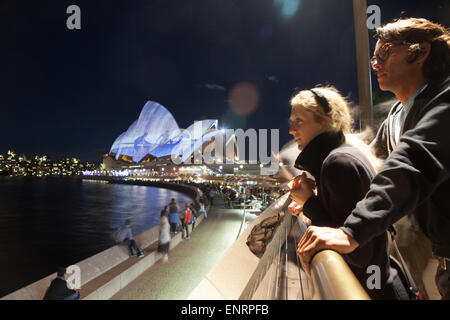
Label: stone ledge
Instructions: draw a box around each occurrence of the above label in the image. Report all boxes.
[81,233,182,300]
[1,181,205,300]
[2,212,204,300]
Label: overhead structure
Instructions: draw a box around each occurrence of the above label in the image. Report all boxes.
[353,0,373,130]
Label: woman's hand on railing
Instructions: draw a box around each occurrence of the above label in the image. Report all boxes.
[297,226,360,276]
[288,172,316,206]
[288,201,303,216]
[288,201,312,228]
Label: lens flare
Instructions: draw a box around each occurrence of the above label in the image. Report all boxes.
[228,82,260,116]
[274,0,301,20]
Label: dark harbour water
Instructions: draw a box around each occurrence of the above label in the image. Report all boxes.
[0,177,193,298]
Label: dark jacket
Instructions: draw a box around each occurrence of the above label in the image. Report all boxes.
[160,208,169,218]
[295,131,391,292]
[168,202,179,214]
[342,76,450,258]
[43,277,78,300]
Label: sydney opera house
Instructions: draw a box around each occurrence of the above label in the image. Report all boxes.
[102,101,239,171]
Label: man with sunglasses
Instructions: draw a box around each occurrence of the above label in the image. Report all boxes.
[296,17,450,299]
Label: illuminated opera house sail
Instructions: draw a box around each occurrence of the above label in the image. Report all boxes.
[103,101,238,170]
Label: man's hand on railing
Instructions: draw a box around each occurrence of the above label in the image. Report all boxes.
[297,226,360,276]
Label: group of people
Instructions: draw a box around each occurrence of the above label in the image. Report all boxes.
[158,198,208,263]
[287,17,449,300]
[217,185,272,210]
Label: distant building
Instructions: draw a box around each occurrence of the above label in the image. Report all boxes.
[103,101,239,170]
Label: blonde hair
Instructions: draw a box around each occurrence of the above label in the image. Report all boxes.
[290,85,353,134]
[345,130,384,172]
[290,85,383,172]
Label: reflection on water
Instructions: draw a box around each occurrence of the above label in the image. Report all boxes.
[0,177,192,297]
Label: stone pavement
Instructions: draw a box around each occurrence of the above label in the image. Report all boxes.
[111,197,258,300]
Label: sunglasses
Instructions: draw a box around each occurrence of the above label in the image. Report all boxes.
[370,40,415,67]
[370,42,396,66]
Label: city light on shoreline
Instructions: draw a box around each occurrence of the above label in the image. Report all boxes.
[0,149,97,177]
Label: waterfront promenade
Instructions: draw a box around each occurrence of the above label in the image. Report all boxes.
[111,196,258,300]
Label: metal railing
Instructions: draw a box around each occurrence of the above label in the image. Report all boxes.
[239,197,293,300]
[241,196,370,300]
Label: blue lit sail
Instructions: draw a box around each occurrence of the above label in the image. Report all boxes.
[109,101,220,162]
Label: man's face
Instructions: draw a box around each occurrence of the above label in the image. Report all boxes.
[372,40,419,93]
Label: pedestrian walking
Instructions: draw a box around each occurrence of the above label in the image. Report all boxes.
[178,202,192,239]
[168,198,181,233]
[198,200,207,219]
[158,215,171,263]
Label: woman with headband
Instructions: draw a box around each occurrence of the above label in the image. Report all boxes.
[288,86,407,299]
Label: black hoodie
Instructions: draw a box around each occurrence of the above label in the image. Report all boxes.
[342,75,450,258]
[295,131,392,296]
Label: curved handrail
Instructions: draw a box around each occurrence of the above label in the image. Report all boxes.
[310,250,370,300]
[243,194,371,300]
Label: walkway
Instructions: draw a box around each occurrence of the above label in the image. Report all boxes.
[111,197,258,300]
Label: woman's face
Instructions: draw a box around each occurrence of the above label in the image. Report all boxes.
[289,105,327,151]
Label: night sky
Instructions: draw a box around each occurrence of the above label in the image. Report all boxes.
[1,0,449,162]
